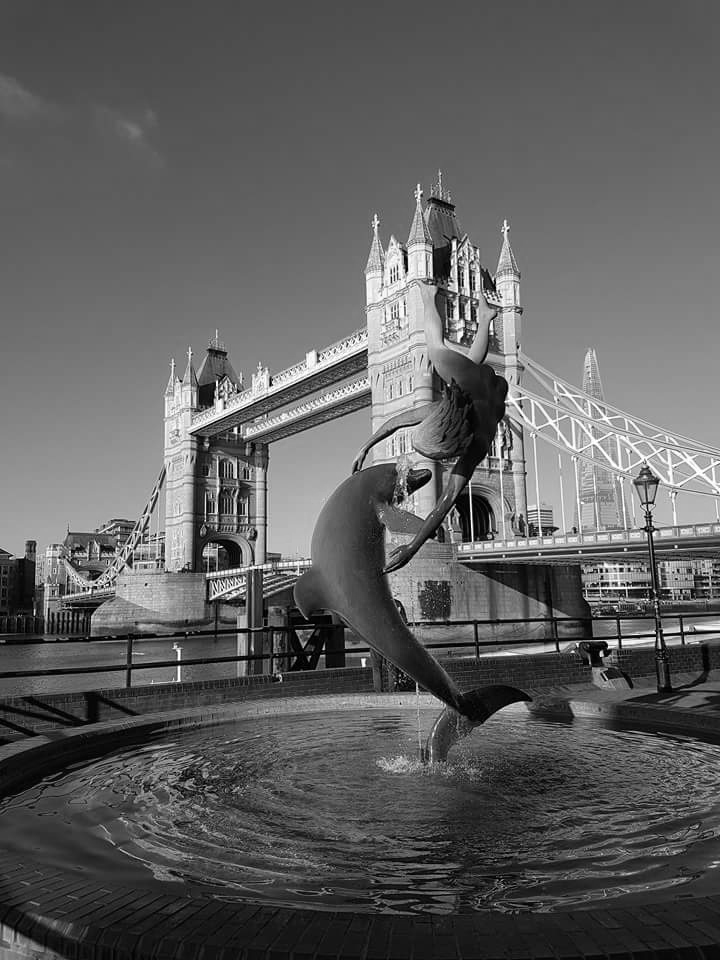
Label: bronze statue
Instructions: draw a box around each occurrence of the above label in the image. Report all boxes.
[293,462,529,731]
[352,281,508,572]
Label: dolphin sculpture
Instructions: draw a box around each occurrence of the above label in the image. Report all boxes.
[294,463,530,744]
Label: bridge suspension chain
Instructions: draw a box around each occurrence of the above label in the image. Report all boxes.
[508,353,720,498]
[62,465,166,595]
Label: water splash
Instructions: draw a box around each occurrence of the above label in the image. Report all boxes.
[376,753,487,780]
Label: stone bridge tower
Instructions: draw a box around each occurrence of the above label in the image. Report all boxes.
[364,175,527,542]
[163,334,268,572]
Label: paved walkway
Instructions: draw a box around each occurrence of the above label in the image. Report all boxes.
[2,680,720,958]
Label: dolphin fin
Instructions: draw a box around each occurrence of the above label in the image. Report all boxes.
[456,684,531,724]
[425,685,532,763]
[293,567,328,619]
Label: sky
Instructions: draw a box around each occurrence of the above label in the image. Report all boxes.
[0,0,718,557]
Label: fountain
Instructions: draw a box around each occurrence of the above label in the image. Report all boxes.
[1,280,720,957]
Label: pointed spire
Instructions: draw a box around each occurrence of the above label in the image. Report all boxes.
[183,346,198,387]
[208,329,226,352]
[165,357,177,396]
[407,183,432,246]
[496,218,520,278]
[364,213,385,275]
[429,169,452,203]
[582,348,605,400]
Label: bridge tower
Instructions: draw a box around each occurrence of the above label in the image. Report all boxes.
[364,176,527,541]
[164,335,268,572]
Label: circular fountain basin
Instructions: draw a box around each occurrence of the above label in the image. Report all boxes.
[1,692,720,958]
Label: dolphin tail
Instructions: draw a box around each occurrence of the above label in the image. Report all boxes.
[456,684,532,724]
[293,567,327,620]
[424,685,532,763]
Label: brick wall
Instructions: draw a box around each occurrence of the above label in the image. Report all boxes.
[0,667,374,738]
[2,643,714,740]
[611,642,718,678]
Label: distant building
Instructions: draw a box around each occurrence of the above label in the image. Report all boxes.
[575,349,629,532]
[526,503,557,536]
[36,521,133,618]
[582,559,651,603]
[0,547,18,615]
[582,556,720,604]
[0,540,36,614]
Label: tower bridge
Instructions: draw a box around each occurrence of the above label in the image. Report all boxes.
[58,174,720,622]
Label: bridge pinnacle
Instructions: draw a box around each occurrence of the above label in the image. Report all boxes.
[496,218,520,278]
[165,357,177,396]
[407,182,432,248]
[365,213,386,275]
[183,346,198,388]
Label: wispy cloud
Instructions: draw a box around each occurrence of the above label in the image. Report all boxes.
[0,73,163,168]
[0,74,60,123]
[92,105,163,168]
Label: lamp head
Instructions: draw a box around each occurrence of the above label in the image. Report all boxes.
[633,464,660,510]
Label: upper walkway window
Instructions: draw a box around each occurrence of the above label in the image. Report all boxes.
[218,459,234,479]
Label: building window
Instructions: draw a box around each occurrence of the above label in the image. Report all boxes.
[220,491,234,514]
[446,298,454,320]
[219,459,234,480]
[390,301,400,322]
[389,264,400,283]
[238,498,248,517]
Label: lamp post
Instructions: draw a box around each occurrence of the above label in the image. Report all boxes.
[632,465,672,693]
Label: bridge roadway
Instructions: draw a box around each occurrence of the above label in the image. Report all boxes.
[203,521,720,602]
[189,328,369,441]
[458,520,720,563]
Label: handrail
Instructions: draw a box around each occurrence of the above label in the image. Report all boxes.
[1,609,718,692]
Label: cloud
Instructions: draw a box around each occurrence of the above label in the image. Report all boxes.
[0,73,163,168]
[0,74,60,123]
[93,105,164,168]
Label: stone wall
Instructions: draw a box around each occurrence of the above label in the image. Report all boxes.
[90,569,212,636]
[388,551,591,643]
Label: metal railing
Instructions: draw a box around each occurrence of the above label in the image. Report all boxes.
[1,610,719,693]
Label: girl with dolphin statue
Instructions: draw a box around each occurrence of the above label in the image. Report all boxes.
[294,281,530,760]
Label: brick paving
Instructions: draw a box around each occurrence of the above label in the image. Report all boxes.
[3,680,720,957]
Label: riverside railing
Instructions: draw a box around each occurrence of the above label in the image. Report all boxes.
[1,610,719,693]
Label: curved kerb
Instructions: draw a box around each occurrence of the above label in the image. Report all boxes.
[1,692,720,960]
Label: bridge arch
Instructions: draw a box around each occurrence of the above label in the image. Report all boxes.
[455,492,495,542]
[199,533,254,572]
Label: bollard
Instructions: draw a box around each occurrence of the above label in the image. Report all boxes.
[125,636,134,688]
[172,643,182,682]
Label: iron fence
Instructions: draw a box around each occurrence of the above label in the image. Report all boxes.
[1,609,718,691]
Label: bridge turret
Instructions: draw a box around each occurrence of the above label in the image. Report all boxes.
[163,347,201,571]
[180,346,199,411]
[495,218,521,311]
[364,213,385,305]
[164,358,178,416]
[406,184,432,280]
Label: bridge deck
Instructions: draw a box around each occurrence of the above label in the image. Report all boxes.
[459,521,720,563]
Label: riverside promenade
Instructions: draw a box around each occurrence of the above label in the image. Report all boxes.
[3,670,720,959]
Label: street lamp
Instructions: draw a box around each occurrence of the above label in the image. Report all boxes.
[632,464,672,692]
